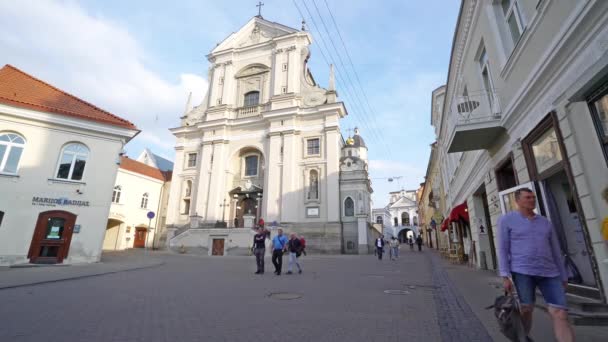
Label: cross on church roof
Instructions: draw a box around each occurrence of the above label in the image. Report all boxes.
[256,1,264,18]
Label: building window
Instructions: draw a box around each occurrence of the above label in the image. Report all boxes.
[244,91,260,107]
[141,193,149,209]
[0,132,25,174]
[394,217,398,226]
[501,0,525,45]
[344,197,354,216]
[413,216,418,226]
[244,155,258,177]
[112,185,122,204]
[376,216,383,224]
[307,138,320,156]
[0,211,4,227]
[308,170,319,200]
[187,153,197,168]
[479,48,497,110]
[401,212,410,226]
[183,199,191,215]
[589,84,608,165]
[56,143,89,181]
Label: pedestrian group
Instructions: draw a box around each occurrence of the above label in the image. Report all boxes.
[252,227,306,276]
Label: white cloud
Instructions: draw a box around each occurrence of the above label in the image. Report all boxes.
[0,0,207,159]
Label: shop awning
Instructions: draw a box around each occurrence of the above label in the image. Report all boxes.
[441,219,449,232]
[448,202,469,223]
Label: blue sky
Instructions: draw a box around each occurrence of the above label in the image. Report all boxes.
[0,0,459,207]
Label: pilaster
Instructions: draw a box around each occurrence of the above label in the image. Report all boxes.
[264,134,283,222]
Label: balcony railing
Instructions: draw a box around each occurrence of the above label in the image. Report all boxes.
[452,90,502,125]
[237,105,261,118]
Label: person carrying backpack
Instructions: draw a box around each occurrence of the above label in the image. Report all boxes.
[299,235,307,256]
[287,233,302,274]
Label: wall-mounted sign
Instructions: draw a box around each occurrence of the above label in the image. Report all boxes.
[73,224,81,233]
[306,207,320,218]
[32,197,90,207]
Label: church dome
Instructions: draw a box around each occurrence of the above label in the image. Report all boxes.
[352,128,366,148]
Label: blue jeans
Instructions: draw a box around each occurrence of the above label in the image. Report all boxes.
[511,272,568,310]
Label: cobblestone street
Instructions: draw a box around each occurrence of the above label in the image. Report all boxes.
[0,249,606,342]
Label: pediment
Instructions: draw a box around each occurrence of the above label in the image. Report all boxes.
[389,196,416,208]
[212,17,298,53]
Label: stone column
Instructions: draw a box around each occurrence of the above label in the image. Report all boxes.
[325,127,341,222]
[263,133,282,223]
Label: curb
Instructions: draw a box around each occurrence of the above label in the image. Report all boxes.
[0,260,165,290]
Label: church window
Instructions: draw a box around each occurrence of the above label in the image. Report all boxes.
[308,170,319,200]
[344,197,354,217]
[394,218,398,226]
[245,155,258,176]
[282,63,288,71]
[401,212,410,226]
[112,186,122,204]
[141,193,149,209]
[281,86,287,94]
[187,153,197,168]
[307,138,320,156]
[376,216,383,224]
[0,132,25,174]
[244,91,260,107]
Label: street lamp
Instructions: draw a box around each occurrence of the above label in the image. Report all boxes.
[256,192,263,221]
[233,194,239,227]
[220,198,229,227]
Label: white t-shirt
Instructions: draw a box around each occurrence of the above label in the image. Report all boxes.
[376,239,382,248]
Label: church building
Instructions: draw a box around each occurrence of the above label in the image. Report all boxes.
[165,15,372,255]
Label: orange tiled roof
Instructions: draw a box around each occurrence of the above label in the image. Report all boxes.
[119,156,168,181]
[0,64,137,130]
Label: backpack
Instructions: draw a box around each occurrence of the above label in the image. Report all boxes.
[486,294,527,342]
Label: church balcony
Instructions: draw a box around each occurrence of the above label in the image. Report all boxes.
[237,105,262,118]
[447,90,506,153]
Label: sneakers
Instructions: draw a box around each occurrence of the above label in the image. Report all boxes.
[298,269,302,274]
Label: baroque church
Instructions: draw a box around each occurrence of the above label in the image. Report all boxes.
[165,15,373,255]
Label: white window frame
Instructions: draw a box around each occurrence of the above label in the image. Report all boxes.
[478,47,498,111]
[186,153,197,168]
[112,185,122,204]
[501,0,525,45]
[54,143,89,181]
[344,196,355,217]
[242,153,259,178]
[243,91,260,107]
[141,193,149,209]
[0,132,25,175]
[305,137,321,157]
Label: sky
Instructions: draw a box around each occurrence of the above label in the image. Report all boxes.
[0,0,460,207]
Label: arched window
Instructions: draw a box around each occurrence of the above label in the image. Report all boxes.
[376,216,383,224]
[344,197,354,216]
[244,155,258,176]
[0,132,25,174]
[244,91,260,107]
[56,143,89,181]
[308,170,319,200]
[112,185,122,203]
[140,193,149,209]
[413,216,418,226]
[401,212,410,226]
[394,217,398,226]
[185,180,192,197]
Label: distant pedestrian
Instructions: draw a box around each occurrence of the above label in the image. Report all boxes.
[416,235,423,251]
[498,188,574,342]
[252,228,266,274]
[258,217,265,229]
[375,235,385,260]
[287,233,303,274]
[389,237,399,260]
[234,217,239,228]
[408,237,414,250]
[271,228,288,275]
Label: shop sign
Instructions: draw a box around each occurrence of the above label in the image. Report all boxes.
[32,196,90,207]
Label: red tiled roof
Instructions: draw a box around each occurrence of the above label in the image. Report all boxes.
[119,157,167,181]
[0,64,137,130]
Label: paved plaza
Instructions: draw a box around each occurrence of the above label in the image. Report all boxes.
[0,249,606,342]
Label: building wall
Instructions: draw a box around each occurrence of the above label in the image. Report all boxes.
[0,111,126,265]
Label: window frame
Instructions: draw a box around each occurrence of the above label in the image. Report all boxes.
[0,132,26,175]
[305,137,321,157]
[243,91,260,107]
[186,152,197,168]
[501,0,525,46]
[587,82,608,166]
[140,192,149,209]
[54,143,90,181]
[243,154,259,178]
[478,47,497,108]
[344,197,355,217]
[112,185,122,204]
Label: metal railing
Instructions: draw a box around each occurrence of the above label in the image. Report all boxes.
[237,105,261,118]
[451,90,502,125]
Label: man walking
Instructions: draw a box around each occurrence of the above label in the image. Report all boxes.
[498,188,574,342]
[271,228,288,275]
[252,228,266,274]
[389,237,399,260]
[416,235,423,251]
[375,235,385,260]
[286,233,303,274]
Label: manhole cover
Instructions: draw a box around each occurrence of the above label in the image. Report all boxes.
[268,292,303,300]
[384,290,410,295]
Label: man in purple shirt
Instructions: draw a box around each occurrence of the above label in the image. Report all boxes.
[498,188,574,342]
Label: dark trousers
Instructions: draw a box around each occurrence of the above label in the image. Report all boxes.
[254,248,265,272]
[417,244,422,251]
[272,250,284,273]
[376,247,383,260]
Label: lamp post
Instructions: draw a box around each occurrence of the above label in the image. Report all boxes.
[220,198,229,227]
[256,192,263,221]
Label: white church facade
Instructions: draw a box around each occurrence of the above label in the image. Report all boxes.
[165,16,373,255]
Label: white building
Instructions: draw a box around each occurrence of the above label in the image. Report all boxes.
[435,0,608,301]
[0,65,138,265]
[384,189,419,241]
[165,16,372,255]
[104,156,171,251]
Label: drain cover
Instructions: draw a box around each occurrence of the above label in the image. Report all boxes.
[384,290,410,295]
[268,292,303,300]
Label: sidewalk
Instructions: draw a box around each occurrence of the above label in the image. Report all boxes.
[0,250,164,290]
[431,250,608,341]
